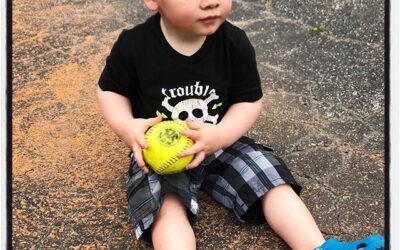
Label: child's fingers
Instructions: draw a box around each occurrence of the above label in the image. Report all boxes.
[142,166,149,174]
[132,143,147,172]
[136,134,148,149]
[180,142,203,157]
[185,119,201,130]
[146,116,162,127]
[180,129,200,141]
[186,151,206,170]
[136,116,162,149]
[132,143,143,165]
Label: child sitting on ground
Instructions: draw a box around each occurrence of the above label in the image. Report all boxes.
[97,0,384,249]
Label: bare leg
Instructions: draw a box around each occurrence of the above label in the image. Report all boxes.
[262,184,325,250]
[151,193,196,250]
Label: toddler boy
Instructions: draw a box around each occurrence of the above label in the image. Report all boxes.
[98,0,384,249]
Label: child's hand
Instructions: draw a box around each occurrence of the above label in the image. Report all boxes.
[179,119,224,169]
[124,116,162,173]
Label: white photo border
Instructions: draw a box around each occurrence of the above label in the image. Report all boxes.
[390,0,399,249]
[1,0,8,248]
[1,0,397,249]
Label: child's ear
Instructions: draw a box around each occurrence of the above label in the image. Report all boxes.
[144,0,159,11]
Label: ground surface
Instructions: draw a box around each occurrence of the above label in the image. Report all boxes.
[12,0,385,249]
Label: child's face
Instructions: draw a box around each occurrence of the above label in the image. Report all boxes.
[153,0,232,37]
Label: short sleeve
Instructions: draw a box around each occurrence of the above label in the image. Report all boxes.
[229,31,263,104]
[98,30,136,97]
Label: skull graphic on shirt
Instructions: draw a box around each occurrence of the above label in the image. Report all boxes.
[160,82,221,124]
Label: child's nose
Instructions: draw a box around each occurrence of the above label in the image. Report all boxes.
[200,0,220,10]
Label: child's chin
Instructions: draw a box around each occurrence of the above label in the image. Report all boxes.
[198,26,220,36]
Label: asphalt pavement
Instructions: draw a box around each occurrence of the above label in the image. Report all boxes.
[12,0,385,249]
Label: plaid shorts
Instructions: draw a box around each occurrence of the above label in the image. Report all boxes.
[125,136,302,243]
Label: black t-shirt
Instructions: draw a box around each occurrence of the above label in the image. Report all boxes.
[98,13,262,124]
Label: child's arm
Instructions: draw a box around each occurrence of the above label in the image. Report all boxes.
[97,87,162,172]
[180,99,262,169]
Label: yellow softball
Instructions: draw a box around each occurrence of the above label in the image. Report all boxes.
[143,120,194,175]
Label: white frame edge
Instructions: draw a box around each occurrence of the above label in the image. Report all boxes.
[0,0,7,248]
[390,0,399,249]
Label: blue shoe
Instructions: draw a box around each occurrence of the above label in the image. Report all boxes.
[315,234,384,250]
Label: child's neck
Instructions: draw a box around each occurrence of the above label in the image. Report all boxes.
[160,17,207,57]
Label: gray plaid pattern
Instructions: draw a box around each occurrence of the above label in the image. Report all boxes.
[126,137,301,243]
[202,142,289,221]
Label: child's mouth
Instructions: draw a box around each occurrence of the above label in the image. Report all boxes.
[199,16,220,22]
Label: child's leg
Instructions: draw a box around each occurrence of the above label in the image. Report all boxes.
[151,193,196,250]
[262,184,325,250]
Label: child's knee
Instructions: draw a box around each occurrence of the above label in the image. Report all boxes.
[151,193,195,249]
[261,184,298,207]
[263,184,292,198]
[155,193,188,223]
